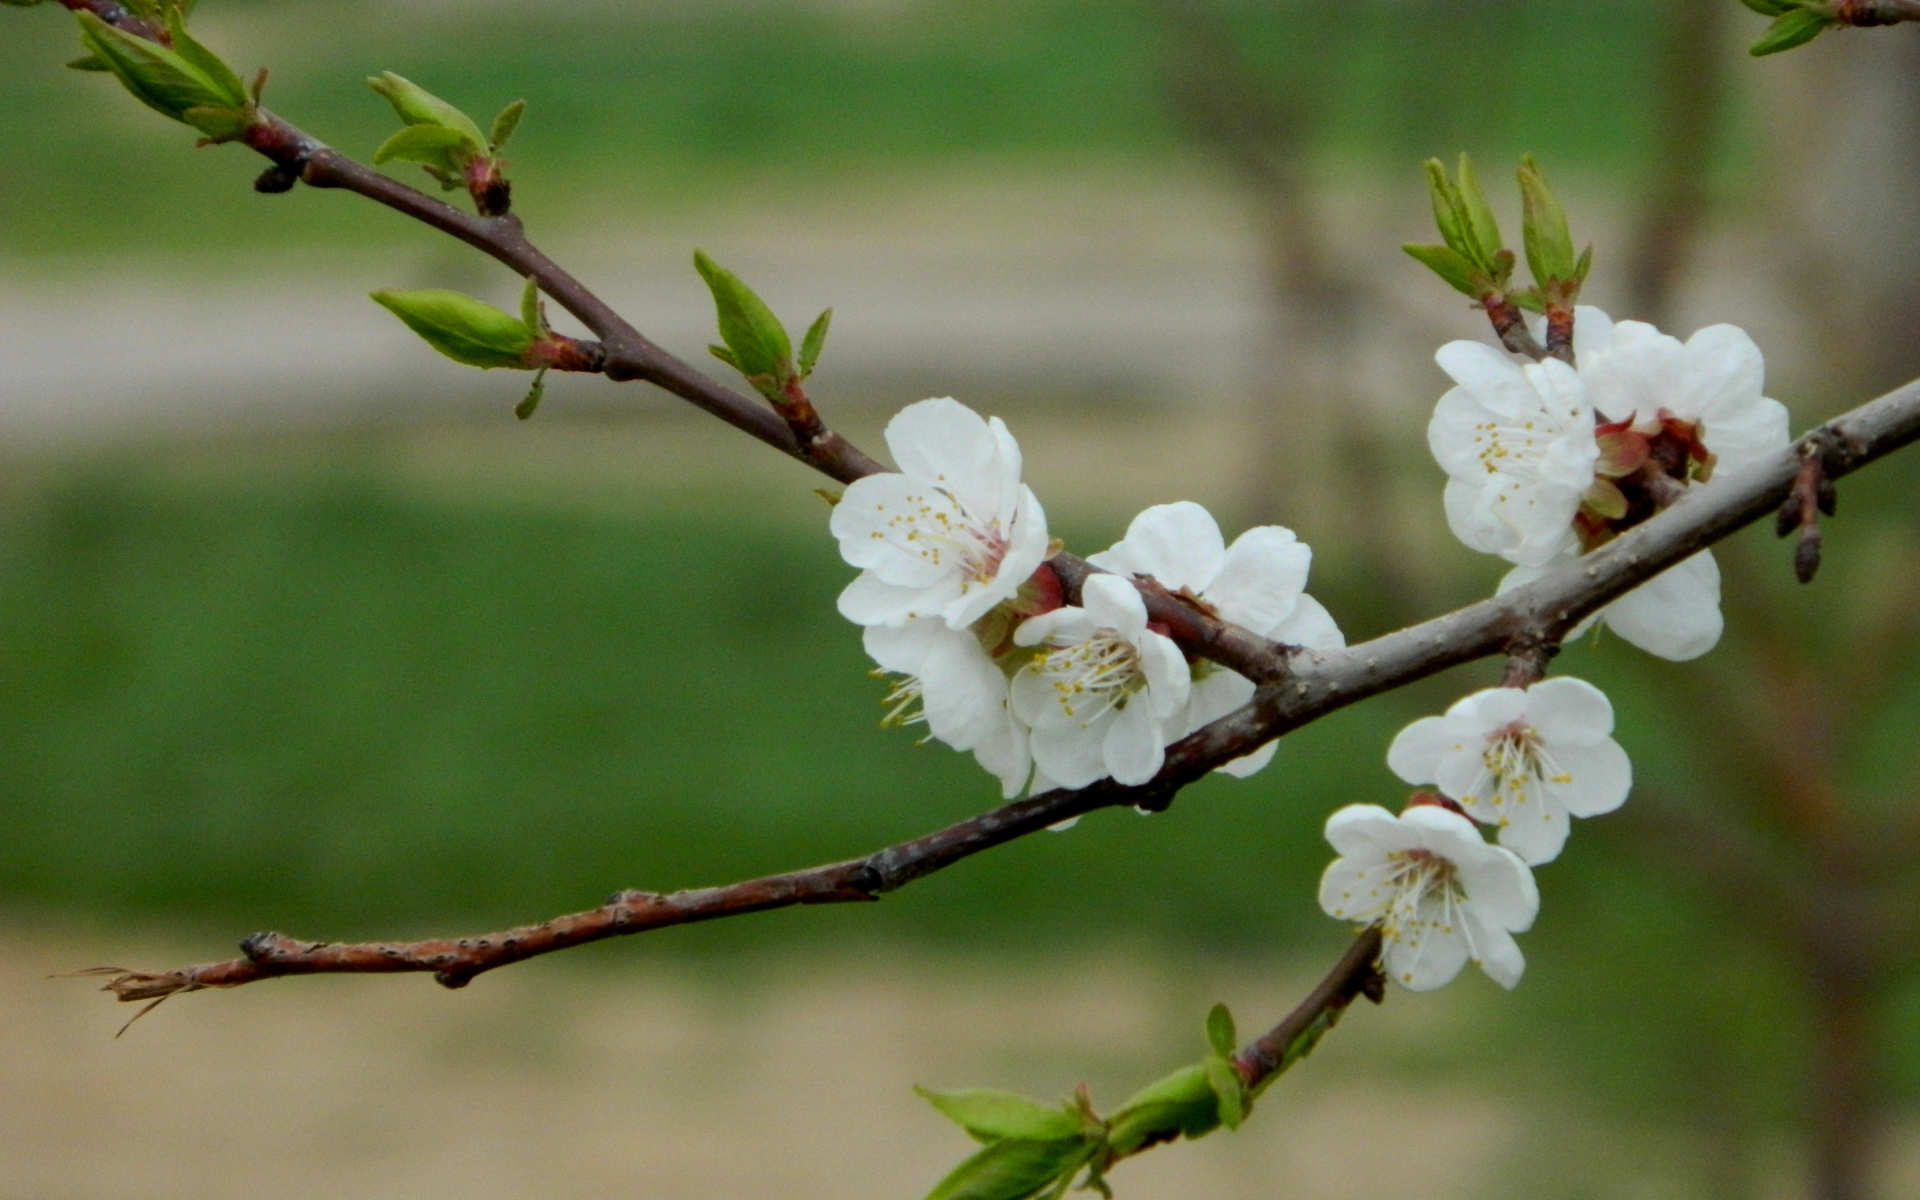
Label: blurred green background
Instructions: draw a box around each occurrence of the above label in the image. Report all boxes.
[3,3,1920,1199]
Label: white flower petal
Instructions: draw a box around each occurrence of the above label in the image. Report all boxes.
[1386,716,1456,785]
[1216,739,1277,778]
[1678,324,1764,424]
[1270,593,1345,650]
[1492,799,1571,866]
[1323,804,1406,859]
[1601,550,1723,661]
[1572,305,1614,360]
[1079,573,1149,640]
[1206,525,1310,634]
[1544,738,1632,819]
[861,619,944,674]
[831,473,965,585]
[971,704,1032,800]
[1028,716,1111,791]
[1700,398,1791,481]
[1468,918,1527,990]
[883,398,1006,520]
[1318,856,1382,922]
[1460,843,1540,932]
[1093,502,1227,592]
[1186,668,1254,736]
[1387,920,1470,992]
[1435,340,1539,419]
[918,630,1010,751]
[838,571,942,626]
[1102,695,1165,785]
[1138,631,1192,720]
[1446,686,1528,729]
[1524,677,1614,745]
[1583,319,1686,424]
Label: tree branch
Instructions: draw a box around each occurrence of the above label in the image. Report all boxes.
[83,374,1920,1005]
[1232,926,1384,1091]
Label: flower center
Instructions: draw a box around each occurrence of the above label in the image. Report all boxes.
[1477,720,1573,821]
[1378,848,1469,971]
[877,486,1012,592]
[1577,409,1715,550]
[1033,630,1143,725]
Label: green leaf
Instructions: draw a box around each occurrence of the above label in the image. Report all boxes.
[1402,244,1483,297]
[1573,244,1593,285]
[66,54,110,71]
[1422,158,1468,258]
[925,1138,1086,1200]
[489,99,526,150]
[1203,1057,1245,1131]
[693,249,794,393]
[1509,286,1547,314]
[915,1088,1080,1144]
[1737,0,1797,14]
[1106,1064,1221,1156]
[707,344,741,371]
[798,307,832,379]
[165,6,248,108]
[520,279,546,336]
[372,123,471,170]
[1750,8,1829,55]
[1516,154,1576,285]
[75,11,248,130]
[1454,152,1503,267]
[370,288,535,370]
[180,104,253,141]
[515,367,548,420]
[366,71,488,149]
[1205,1003,1237,1059]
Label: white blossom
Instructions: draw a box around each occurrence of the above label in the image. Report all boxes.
[832,398,1050,630]
[864,619,1031,799]
[1427,340,1597,568]
[1498,549,1724,663]
[1386,678,1632,865]
[1087,501,1343,777]
[1009,574,1190,790]
[1577,309,1791,481]
[1319,802,1539,991]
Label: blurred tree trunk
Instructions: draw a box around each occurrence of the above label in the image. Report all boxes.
[1624,0,1731,327]
[1150,0,1363,534]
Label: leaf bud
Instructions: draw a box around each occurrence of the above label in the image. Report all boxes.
[693,250,795,399]
[74,9,255,140]
[367,72,488,148]
[923,1137,1088,1200]
[1517,155,1577,290]
[370,288,535,369]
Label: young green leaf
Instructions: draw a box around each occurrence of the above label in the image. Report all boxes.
[1402,244,1483,297]
[1750,8,1830,55]
[1203,1057,1246,1131]
[1517,155,1576,285]
[1205,1003,1237,1060]
[366,71,488,149]
[1454,152,1504,267]
[165,6,248,108]
[520,279,547,336]
[489,99,526,150]
[1422,158,1468,258]
[798,307,832,379]
[66,54,110,70]
[515,367,548,420]
[1737,0,1797,14]
[372,124,471,170]
[1105,1064,1221,1156]
[370,288,535,370]
[707,344,742,371]
[924,1138,1087,1200]
[915,1088,1081,1144]
[693,249,794,393]
[75,11,250,133]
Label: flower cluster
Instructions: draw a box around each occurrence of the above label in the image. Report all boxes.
[1429,307,1789,660]
[831,399,1341,800]
[1320,675,1631,991]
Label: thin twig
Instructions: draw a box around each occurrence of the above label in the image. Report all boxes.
[1233,926,1384,1091]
